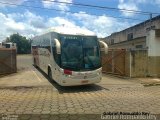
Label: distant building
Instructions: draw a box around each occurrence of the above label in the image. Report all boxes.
[0,42,16,49]
[104,15,160,49]
[5,42,16,49]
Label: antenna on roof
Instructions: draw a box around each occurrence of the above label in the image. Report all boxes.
[150,13,152,19]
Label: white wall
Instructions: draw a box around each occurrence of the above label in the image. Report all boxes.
[147,30,160,56]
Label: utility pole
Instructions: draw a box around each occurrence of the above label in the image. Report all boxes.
[149,13,153,31]
[150,13,152,19]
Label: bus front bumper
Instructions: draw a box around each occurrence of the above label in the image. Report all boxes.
[59,75,102,86]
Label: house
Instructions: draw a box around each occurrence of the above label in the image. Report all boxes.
[101,16,160,77]
[0,42,16,49]
[104,15,160,49]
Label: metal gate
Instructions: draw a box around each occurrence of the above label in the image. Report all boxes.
[0,48,17,75]
[101,49,126,76]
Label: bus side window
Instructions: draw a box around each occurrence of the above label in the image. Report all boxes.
[52,46,61,66]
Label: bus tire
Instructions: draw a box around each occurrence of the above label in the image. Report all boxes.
[48,67,52,80]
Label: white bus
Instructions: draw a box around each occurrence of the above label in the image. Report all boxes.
[32,27,108,86]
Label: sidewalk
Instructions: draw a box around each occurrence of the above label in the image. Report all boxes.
[134,77,160,86]
[102,73,160,86]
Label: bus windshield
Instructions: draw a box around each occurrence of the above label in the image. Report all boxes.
[60,35,101,71]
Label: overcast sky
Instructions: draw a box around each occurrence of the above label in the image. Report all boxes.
[0,0,160,41]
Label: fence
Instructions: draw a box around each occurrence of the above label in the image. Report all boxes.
[101,49,126,76]
[102,49,160,77]
[0,48,17,75]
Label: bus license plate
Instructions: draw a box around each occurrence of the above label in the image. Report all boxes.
[81,80,88,83]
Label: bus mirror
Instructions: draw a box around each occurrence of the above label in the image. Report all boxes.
[99,41,108,54]
[54,39,61,54]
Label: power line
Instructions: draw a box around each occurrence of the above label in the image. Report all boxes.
[33,0,145,15]
[19,0,150,16]
[20,0,149,16]
[0,1,146,21]
[42,0,160,15]
[37,0,147,16]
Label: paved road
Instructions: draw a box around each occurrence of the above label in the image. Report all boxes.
[0,55,160,120]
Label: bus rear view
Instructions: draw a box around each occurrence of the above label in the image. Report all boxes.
[32,27,108,86]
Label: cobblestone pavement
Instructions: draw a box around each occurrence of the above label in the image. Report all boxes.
[0,55,160,120]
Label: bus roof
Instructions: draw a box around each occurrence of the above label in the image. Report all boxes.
[45,26,96,36]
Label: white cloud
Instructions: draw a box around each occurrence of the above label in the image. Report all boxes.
[155,0,160,5]
[23,11,47,29]
[0,11,44,41]
[0,10,134,41]
[48,17,76,27]
[118,0,139,17]
[7,13,24,21]
[0,13,25,40]
[42,0,72,11]
[42,0,54,8]
[0,0,27,7]
[5,21,25,31]
[46,14,128,38]
[0,11,79,41]
[71,12,131,37]
[118,0,160,17]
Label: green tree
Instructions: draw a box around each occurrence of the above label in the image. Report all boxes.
[6,33,31,54]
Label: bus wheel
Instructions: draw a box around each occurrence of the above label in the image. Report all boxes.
[48,68,52,80]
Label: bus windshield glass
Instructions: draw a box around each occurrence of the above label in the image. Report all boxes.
[60,35,101,71]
